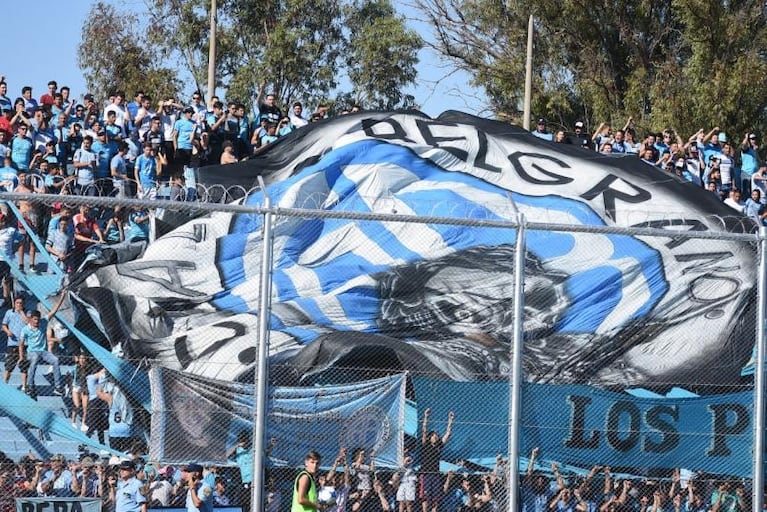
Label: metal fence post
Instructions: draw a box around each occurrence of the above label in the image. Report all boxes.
[508,213,526,512]
[753,226,767,512]
[252,184,275,512]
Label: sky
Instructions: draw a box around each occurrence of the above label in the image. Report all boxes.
[2,0,488,118]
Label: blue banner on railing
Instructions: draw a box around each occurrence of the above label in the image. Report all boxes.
[16,497,102,512]
[413,378,753,476]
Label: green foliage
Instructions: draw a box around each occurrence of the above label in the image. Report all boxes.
[345,0,423,110]
[81,0,422,115]
[417,0,767,136]
[78,2,181,102]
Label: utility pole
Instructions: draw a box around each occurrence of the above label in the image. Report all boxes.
[207,0,217,103]
[522,15,533,130]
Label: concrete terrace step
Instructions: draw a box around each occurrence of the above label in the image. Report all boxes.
[0,364,83,461]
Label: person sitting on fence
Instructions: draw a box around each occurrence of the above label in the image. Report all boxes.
[21,292,66,399]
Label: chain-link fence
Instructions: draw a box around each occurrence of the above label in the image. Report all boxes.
[0,190,762,512]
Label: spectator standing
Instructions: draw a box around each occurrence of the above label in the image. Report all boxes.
[719,142,736,192]
[226,430,254,512]
[111,142,130,198]
[259,93,283,125]
[743,189,763,221]
[97,375,140,452]
[752,164,767,203]
[740,133,760,193]
[38,453,74,497]
[0,213,16,300]
[2,297,29,391]
[591,122,612,151]
[420,408,454,512]
[531,119,553,141]
[703,127,723,164]
[103,92,130,137]
[290,101,308,128]
[220,141,238,164]
[39,81,57,106]
[292,451,322,512]
[183,464,214,512]
[135,142,166,200]
[172,107,196,172]
[134,95,156,140]
[115,460,147,512]
[0,81,11,112]
[18,86,38,115]
[72,205,104,270]
[126,91,144,127]
[10,124,33,171]
[72,135,97,195]
[206,101,227,163]
[45,211,74,274]
[611,130,627,153]
[396,452,417,512]
[71,457,100,498]
[351,447,374,493]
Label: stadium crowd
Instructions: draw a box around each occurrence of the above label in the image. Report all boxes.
[0,434,754,512]
[0,79,760,512]
[0,78,342,300]
[531,117,767,222]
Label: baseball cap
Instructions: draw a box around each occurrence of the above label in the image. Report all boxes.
[97,130,106,136]
[537,118,546,124]
[182,463,203,473]
[83,93,94,101]
[118,460,136,471]
[749,133,757,140]
[574,121,584,128]
[183,106,194,114]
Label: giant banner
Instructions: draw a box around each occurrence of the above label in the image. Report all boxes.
[413,378,754,476]
[70,111,755,392]
[149,368,406,466]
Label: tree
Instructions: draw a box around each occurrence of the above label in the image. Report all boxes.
[78,2,181,102]
[111,0,420,114]
[415,0,767,137]
[344,0,423,110]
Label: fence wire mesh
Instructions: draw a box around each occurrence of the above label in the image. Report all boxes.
[0,191,761,512]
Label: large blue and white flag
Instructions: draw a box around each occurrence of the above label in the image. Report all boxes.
[73,111,755,391]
